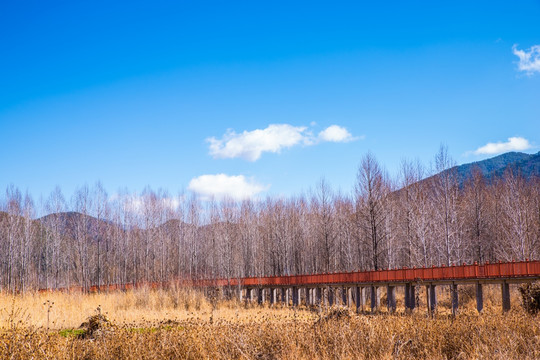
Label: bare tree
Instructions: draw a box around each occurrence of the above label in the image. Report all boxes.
[355,153,389,270]
[462,167,488,263]
[432,145,461,266]
[314,179,335,272]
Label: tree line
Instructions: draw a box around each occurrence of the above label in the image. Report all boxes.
[0,147,539,292]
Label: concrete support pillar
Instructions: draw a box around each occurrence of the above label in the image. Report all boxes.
[270,288,276,306]
[404,283,416,312]
[370,286,378,312]
[429,284,437,313]
[342,287,348,306]
[348,287,353,308]
[355,286,362,313]
[252,288,257,302]
[410,284,416,310]
[292,287,299,307]
[451,283,458,315]
[328,287,334,306]
[239,287,244,303]
[404,283,410,310]
[387,285,396,313]
[502,282,511,312]
[257,288,264,305]
[316,287,322,306]
[286,288,291,306]
[364,287,369,310]
[476,283,483,313]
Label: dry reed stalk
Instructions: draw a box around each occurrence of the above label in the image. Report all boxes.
[0,286,538,359]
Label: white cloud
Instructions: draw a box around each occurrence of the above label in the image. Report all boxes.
[207,124,309,161]
[473,137,532,155]
[318,125,355,142]
[207,123,359,161]
[188,174,268,200]
[513,44,540,75]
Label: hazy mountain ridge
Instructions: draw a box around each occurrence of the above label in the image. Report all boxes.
[454,151,540,184]
[38,212,122,243]
[31,152,540,236]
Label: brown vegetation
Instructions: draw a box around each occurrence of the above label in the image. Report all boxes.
[519,281,540,315]
[1,287,539,359]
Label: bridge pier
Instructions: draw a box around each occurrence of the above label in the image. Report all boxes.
[387,285,396,313]
[286,288,291,306]
[355,286,362,313]
[405,283,416,311]
[270,288,276,306]
[370,286,379,312]
[292,287,299,307]
[316,287,322,306]
[239,288,244,303]
[429,284,437,314]
[410,284,416,310]
[328,287,334,306]
[404,283,410,310]
[341,287,348,306]
[476,283,483,313]
[258,288,264,305]
[502,282,511,312]
[451,283,458,315]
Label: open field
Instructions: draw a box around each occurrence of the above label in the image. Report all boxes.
[1,285,539,359]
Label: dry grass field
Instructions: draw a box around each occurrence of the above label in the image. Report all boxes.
[1,285,539,359]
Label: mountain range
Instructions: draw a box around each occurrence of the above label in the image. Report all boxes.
[453,151,540,184]
[2,151,538,238]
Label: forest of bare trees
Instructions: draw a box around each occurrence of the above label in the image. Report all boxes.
[1,148,539,292]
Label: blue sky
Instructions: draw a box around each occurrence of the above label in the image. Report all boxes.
[1,1,539,203]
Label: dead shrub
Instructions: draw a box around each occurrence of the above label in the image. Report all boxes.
[78,313,114,339]
[315,307,352,325]
[519,282,540,315]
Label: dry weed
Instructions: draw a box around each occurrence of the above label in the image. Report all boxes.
[0,285,538,359]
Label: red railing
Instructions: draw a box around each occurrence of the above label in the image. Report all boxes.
[230,260,540,287]
[37,260,540,293]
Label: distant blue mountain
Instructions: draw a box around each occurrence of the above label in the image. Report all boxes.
[453,151,540,185]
